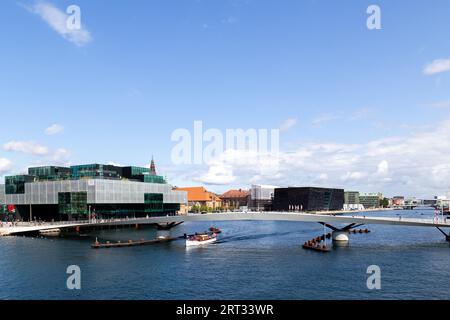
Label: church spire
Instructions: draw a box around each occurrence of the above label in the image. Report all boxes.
[150,155,157,175]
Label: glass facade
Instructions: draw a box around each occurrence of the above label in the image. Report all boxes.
[142,174,166,184]
[70,164,123,180]
[122,166,166,184]
[344,191,360,204]
[4,179,186,205]
[28,166,71,181]
[144,193,164,212]
[58,192,88,216]
[128,166,150,176]
[359,193,382,208]
[162,203,181,212]
[92,193,179,216]
[5,175,35,194]
[19,164,166,183]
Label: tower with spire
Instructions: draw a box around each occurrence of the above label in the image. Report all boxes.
[150,156,157,176]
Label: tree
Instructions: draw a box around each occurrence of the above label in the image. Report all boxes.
[380,198,390,208]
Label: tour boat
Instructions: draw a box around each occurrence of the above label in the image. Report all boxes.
[185,233,217,247]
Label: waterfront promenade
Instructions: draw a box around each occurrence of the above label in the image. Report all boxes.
[1,211,449,236]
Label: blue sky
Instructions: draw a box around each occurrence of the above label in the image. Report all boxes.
[1,0,450,198]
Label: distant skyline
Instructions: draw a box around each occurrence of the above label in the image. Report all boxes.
[1,0,450,198]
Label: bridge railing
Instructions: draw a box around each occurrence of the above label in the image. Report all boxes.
[1,212,449,229]
[332,214,450,225]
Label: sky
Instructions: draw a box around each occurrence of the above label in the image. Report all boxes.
[1,0,450,198]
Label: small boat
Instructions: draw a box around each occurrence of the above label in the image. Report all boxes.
[209,226,222,234]
[186,233,217,247]
[39,228,61,236]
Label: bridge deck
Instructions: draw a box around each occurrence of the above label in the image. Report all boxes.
[1,212,449,236]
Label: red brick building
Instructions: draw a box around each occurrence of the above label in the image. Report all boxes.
[220,189,250,210]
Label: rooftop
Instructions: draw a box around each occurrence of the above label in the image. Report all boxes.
[5,161,166,185]
[175,187,221,202]
[221,189,250,199]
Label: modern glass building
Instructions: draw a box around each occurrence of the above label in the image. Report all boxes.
[2,163,187,221]
[359,192,383,209]
[344,191,360,205]
[249,184,278,211]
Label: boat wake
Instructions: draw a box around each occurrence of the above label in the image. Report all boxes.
[218,231,298,243]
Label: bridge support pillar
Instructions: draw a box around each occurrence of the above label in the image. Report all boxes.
[332,231,349,242]
[436,227,450,242]
[155,222,184,239]
[156,222,183,230]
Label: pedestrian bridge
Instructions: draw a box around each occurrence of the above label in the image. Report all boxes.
[1,212,449,238]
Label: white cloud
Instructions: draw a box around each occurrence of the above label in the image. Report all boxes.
[45,123,64,135]
[423,59,450,75]
[26,2,92,47]
[279,118,297,132]
[312,113,339,127]
[0,158,13,175]
[52,148,70,162]
[3,141,70,166]
[377,160,389,175]
[341,171,368,181]
[195,163,236,185]
[3,141,49,156]
[431,163,450,184]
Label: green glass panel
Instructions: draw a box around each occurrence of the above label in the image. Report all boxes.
[58,192,88,215]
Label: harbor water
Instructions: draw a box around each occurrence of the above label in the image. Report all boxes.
[0,209,449,300]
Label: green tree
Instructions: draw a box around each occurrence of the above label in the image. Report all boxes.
[380,198,390,208]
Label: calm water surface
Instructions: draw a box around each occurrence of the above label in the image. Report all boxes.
[0,209,449,300]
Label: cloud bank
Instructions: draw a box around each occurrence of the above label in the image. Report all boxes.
[26,2,92,47]
[172,119,450,198]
